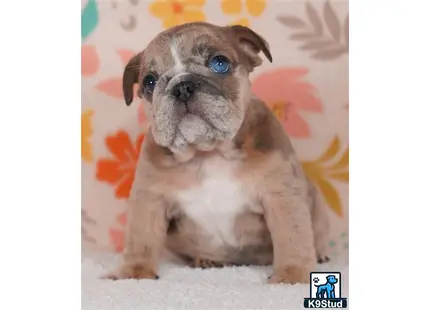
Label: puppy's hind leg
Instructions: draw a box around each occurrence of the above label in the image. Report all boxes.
[308,181,331,264]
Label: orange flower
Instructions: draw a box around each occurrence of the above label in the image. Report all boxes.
[149,0,206,29]
[96,130,145,199]
[108,211,127,252]
[81,109,94,163]
[221,0,267,27]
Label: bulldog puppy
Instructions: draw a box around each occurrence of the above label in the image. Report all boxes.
[106,22,330,284]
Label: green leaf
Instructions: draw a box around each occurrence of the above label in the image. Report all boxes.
[82,0,99,41]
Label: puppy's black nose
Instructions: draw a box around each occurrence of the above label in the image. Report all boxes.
[172,81,196,102]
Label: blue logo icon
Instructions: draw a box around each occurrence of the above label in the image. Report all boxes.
[304,272,348,308]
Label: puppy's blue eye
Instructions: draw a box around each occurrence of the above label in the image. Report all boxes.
[143,74,157,93]
[208,55,230,74]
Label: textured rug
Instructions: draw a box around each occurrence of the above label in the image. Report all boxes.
[82,250,348,310]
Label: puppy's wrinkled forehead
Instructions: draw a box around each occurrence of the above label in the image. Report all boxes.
[143,23,237,73]
[121,22,271,105]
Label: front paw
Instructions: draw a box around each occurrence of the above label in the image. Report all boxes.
[103,264,159,280]
[268,265,310,284]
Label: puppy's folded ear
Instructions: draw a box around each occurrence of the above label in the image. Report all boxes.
[122,52,143,106]
[229,25,272,69]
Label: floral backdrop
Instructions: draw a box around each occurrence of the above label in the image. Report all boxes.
[81,0,349,261]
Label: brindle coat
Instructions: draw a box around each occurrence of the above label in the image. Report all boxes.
[105,22,330,284]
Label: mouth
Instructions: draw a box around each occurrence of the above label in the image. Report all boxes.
[151,73,243,151]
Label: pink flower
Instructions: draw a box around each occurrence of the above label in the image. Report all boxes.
[108,211,127,253]
[81,45,100,76]
[95,50,147,126]
[251,68,323,138]
[95,50,137,98]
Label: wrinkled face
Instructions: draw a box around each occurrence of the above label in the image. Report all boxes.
[123,23,272,152]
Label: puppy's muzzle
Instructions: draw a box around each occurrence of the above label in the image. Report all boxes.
[172,81,197,103]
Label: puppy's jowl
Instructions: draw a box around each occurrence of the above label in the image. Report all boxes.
[105,22,330,284]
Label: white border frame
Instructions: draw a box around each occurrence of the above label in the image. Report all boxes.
[351,0,430,309]
[0,0,429,309]
[1,1,80,309]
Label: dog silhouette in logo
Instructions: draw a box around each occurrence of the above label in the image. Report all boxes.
[314,275,338,298]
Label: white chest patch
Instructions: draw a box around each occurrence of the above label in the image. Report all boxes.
[174,157,248,247]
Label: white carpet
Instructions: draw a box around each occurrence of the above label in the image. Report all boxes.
[82,250,349,310]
